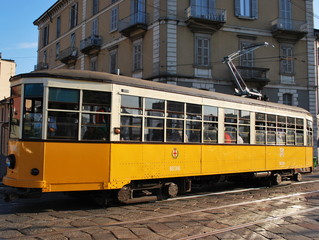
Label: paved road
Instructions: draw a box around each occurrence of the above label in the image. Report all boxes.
[0,171,319,240]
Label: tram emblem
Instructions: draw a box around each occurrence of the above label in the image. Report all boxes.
[171,148,179,159]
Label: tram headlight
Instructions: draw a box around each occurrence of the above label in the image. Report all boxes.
[5,154,16,169]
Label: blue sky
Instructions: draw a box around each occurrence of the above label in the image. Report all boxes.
[0,0,318,75]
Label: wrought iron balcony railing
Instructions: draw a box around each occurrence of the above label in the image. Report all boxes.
[186,6,226,22]
[118,11,149,37]
[80,35,102,54]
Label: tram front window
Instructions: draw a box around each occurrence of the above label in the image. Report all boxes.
[22,84,43,139]
[9,85,22,139]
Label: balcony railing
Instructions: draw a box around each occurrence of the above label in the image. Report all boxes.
[118,11,149,37]
[57,47,78,64]
[186,6,226,22]
[271,18,307,41]
[80,35,102,55]
[237,66,270,88]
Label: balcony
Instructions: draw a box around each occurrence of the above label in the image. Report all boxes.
[80,35,102,56]
[119,11,149,38]
[271,18,308,42]
[34,62,49,71]
[185,6,226,33]
[57,47,78,65]
[237,66,270,90]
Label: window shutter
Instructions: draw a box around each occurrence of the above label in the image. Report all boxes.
[252,0,258,19]
[234,0,240,17]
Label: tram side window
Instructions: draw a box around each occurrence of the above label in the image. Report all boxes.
[203,106,218,143]
[307,120,313,146]
[296,118,304,145]
[238,111,250,144]
[120,95,142,141]
[9,85,22,139]
[23,84,43,139]
[266,114,276,145]
[144,98,164,142]
[48,88,80,140]
[166,101,185,142]
[276,116,286,145]
[224,109,237,144]
[287,117,296,145]
[255,113,266,145]
[81,91,111,141]
[186,103,201,142]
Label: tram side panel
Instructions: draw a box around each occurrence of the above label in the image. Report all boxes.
[265,146,310,170]
[43,142,111,192]
[109,144,202,186]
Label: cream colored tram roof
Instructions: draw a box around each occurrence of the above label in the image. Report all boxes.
[12,69,310,116]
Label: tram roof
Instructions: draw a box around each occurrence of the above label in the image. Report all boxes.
[11,69,310,116]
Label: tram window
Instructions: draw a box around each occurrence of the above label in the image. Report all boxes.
[47,111,78,140]
[9,85,21,139]
[266,114,276,145]
[48,88,79,110]
[287,117,296,145]
[144,118,164,142]
[82,90,111,112]
[256,113,266,145]
[81,113,110,141]
[224,109,238,123]
[203,106,218,143]
[22,84,43,139]
[121,95,142,115]
[296,118,304,145]
[186,121,201,142]
[204,106,218,121]
[276,116,286,145]
[307,120,313,146]
[120,116,142,141]
[166,119,184,142]
[167,101,184,118]
[203,122,217,143]
[145,98,164,117]
[187,103,202,120]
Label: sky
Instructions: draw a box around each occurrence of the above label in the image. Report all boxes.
[0,0,318,75]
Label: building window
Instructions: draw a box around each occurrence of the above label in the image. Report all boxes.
[195,35,210,67]
[43,25,49,47]
[93,0,99,15]
[92,18,98,35]
[110,6,118,32]
[235,0,258,19]
[133,39,143,71]
[109,49,118,74]
[43,50,47,64]
[280,44,294,75]
[90,57,97,71]
[70,33,76,48]
[70,3,78,29]
[56,16,61,38]
[279,0,292,29]
[56,42,60,59]
[283,93,293,105]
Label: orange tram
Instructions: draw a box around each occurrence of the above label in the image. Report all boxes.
[2,69,313,205]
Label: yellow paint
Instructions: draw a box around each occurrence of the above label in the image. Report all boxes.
[3,140,313,193]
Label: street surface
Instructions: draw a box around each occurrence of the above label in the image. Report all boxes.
[0,170,319,240]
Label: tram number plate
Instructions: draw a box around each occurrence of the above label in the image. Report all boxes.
[170,166,181,172]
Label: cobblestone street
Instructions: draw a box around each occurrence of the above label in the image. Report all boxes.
[1,171,319,240]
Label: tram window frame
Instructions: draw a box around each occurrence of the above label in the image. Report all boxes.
[203,106,218,144]
[22,84,44,140]
[144,98,165,142]
[224,109,250,144]
[186,103,202,143]
[9,85,22,139]
[286,117,296,145]
[307,120,313,146]
[81,90,112,141]
[120,95,143,141]
[255,113,266,145]
[296,118,304,146]
[166,101,185,142]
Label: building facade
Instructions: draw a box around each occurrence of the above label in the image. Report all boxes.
[34,0,317,150]
[0,54,15,100]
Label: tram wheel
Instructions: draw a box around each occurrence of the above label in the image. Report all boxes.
[272,173,282,185]
[164,182,178,198]
[293,172,302,182]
